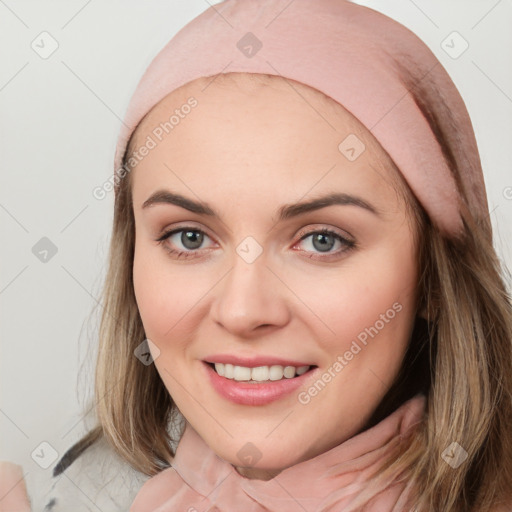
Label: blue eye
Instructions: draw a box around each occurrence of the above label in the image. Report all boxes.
[156,228,213,259]
[156,227,355,260]
[295,228,355,260]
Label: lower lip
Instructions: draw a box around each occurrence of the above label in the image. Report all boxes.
[202,361,317,406]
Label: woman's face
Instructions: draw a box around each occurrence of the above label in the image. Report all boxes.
[130,73,420,479]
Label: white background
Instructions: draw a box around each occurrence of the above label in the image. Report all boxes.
[1,0,511,488]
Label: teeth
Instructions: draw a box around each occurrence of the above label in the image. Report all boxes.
[224,363,234,379]
[213,363,310,382]
[233,365,251,381]
[296,366,309,376]
[269,365,284,380]
[283,366,296,378]
[251,366,269,381]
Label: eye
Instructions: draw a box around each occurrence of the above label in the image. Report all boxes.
[156,227,215,259]
[293,228,356,260]
[155,225,356,261]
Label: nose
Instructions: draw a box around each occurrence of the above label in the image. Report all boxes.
[210,252,291,338]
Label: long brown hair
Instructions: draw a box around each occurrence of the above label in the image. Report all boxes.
[54,73,512,511]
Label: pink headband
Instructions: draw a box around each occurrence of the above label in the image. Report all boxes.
[113,0,489,238]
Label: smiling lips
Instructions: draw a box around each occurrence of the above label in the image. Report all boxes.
[203,361,317,405]
[202,355,317,405]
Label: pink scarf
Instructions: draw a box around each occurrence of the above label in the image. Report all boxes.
[130,394,426,511]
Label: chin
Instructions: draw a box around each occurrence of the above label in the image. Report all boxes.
[216,442,305,476]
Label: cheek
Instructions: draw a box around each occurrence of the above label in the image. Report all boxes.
[294,244,418,362]
[132,243,197,347]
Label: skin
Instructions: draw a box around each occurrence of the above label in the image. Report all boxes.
[0,462,31,511]
[130,73,421,480]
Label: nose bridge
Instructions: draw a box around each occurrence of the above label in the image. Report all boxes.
[211,239,289,335]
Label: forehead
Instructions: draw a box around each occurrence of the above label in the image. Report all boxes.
[132,72,391,155]
[128,73,403,209]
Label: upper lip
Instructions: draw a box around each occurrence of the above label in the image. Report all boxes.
[204,354,314,368]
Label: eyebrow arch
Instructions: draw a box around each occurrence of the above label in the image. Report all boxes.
[141,190,381,221]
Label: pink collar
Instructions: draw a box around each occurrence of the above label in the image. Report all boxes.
[130,394,426,511]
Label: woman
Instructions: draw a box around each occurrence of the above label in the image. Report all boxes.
[3,0,511,510]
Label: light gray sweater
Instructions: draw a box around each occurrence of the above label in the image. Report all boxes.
[21,412,185,511]
[25,436,150,512]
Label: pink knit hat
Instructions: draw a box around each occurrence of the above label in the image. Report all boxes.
[113,0,489,239]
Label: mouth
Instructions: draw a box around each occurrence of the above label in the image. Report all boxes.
[202,359,320,406]
[205,361,318,384]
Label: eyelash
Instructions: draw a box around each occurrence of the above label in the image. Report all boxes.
[155,226,356,261]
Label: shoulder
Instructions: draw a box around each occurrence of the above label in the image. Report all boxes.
[26,435,150,512]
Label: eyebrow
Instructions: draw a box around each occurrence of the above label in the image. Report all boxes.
[141,190,381,221]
